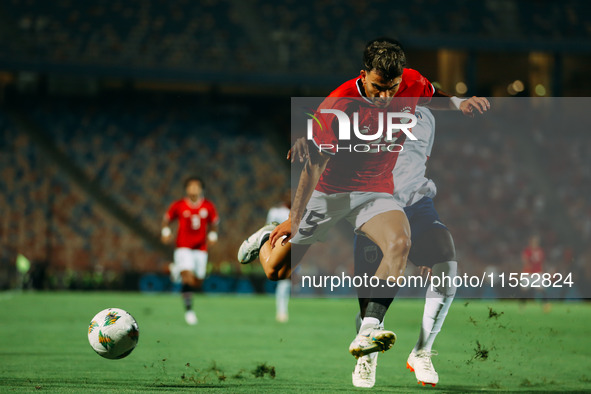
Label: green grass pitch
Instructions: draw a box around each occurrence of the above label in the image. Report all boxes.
[1,292,590,392]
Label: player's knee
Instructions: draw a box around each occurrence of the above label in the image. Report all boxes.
[264,265,289,281]
[265,268,280,281]
[432,229,456,263]
[436,245,456,263]
[383,235,411,257]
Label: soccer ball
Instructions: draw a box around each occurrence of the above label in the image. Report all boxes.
[88,308,139,359]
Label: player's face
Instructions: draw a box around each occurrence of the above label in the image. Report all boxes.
[185,180,203,200]
[360,69,402,108]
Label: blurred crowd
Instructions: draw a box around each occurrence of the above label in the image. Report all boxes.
[1,0,589,73]
[0,94,289,289]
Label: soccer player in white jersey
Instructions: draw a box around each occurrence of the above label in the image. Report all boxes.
[352,107,456,388]
[266,199,291,322]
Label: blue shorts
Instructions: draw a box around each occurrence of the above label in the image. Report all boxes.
[354,197,448,271]
[404,196,447,243]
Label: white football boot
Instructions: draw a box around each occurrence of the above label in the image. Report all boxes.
[407,350,439,387]
[349,324,396,358]
[237,223,277,264]
[352,352,378,388]
[184,310,198,325]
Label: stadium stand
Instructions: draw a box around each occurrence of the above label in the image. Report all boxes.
[1,0,589,76]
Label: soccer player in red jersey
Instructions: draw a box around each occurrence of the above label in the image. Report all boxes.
[522,235,545,275]
[162,176,219,325]
[238,38,488,369]
[520,235,550,311]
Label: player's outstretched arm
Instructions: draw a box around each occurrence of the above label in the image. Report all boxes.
[427,88,490,116]
[270,144,329,246]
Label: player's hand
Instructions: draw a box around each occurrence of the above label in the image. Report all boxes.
[161,234,172,244]
[459,96,490,117]
[269,219,292,247]
[287,137,309,163]
[418,266,432,279]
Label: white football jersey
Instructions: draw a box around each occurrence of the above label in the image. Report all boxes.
[267,205,290,224]
[393,106,437,206]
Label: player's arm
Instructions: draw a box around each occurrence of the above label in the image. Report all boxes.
[207,222,219,246]
[427,88,490,116]
[207,204,220,246]
[287,137,310,163]
[161,214,173,244]
[269,143,330,246]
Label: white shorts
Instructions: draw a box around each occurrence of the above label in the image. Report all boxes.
[173,248,208,280]
[291,190,403,245]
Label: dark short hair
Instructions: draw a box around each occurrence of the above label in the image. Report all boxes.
[363,37,406,81]
[184,176,204,189]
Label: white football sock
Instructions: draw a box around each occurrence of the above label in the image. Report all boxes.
[355,311,384,333]
[414,261,457,353]
[276,279,291,317]
[361,316,381,330]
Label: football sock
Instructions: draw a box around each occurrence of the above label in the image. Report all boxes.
[355,311,362,333]
[355,311,384,334]
[362,279,399,323]
[357,297,369,321]
[360,316,380,329]
[414,261,457,353]
[182,284,193,311]
[363,300,391,325]
[276,279,291,317]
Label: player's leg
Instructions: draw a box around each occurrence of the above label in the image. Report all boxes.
[174,248,199,325]
[407,225,457,387]
[239,225,309,280]
[349,209,411,358]
[351,233,384,386]
[181,250,208,325]
[409,227,457,353]
[275,279,291,322]
[259,238,301,280]
[193,250,208,290]
[353,233,383,321]
[239,191,343,280]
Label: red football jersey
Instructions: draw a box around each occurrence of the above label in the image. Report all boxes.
[311,68,434,194]
[522,246,545,274]
[166,198,219,250]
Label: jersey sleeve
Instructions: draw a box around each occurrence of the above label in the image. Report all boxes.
[166,201,178,221]
[310,99,341,155]
[424,111,436,157]
[406,69,435,105]
[418,76,435,105]
[207,201,219,226]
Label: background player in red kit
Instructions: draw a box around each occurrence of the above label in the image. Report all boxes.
[520,235,550,311]
[162,176,219,325]
[522,235,545,275]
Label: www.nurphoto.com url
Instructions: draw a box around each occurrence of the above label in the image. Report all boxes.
[301,272,574,292]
